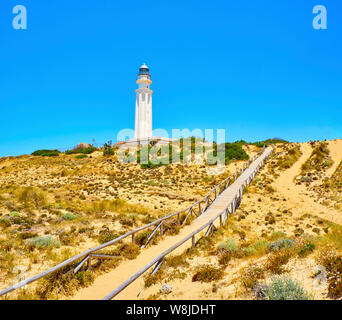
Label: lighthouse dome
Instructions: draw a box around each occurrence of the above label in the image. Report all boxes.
[138,63,151,76]
[139,63,149,70]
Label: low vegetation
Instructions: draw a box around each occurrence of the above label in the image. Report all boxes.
[301,142,333,173]
[261,277,311,300]
[65,147,97,155]
[277,146,302,169]
[32,150,60,157]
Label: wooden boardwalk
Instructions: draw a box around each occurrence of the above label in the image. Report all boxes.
[196,146,273,223]
[73,146,273,300]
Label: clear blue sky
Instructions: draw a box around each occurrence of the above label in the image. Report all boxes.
[0,0,341,156]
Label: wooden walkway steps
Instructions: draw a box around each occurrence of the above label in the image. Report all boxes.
[75,146,273,300]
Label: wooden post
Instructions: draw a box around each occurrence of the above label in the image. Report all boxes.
[160,222,163,235]
[192,235,195,247]
[132,233,135,244]
[87,256,91,270]
[177,213,180,225]
[199,202,201,215]
[219,214,222,226]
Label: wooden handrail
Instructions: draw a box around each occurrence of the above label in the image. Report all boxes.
[103,145,272,300]
[0,144,268,298]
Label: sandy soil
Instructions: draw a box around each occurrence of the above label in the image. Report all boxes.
[72,148,273,300]
[118,141,342,301]
[273,142,342,225]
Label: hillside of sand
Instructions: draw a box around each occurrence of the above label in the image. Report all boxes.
[1,140,341,300]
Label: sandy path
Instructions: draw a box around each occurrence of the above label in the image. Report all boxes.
[273,143,342,225]
[72,148,272,300]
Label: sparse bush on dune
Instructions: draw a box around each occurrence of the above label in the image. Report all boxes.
[17,186,48,209]
[265,185,276,193]
[320,223,342,249]
[218,251,232,265]
[102,141,116,156]
[134,230,150,247]
[75,154,87,159]
[115,243,140,260]
[269,231,287,241]
[321,160,342,193]
[262,277,311,300]
[241,265,265,290]
[298,243,315,258]
[301,142,333,173]
[267,239,294,252]
[35,267,95,300]
[61,213,79,220]
[192,265,224,282]
[217,238,238,252]
[251,138,288,148]
[248,240,269,256]
[65,147,97,155]
[97,229,120,244]
[166,253,189,268]
[32,150,60,157]
[264,250,292,274]
[277,146,302,169]
[83,199,148,216]
[163,220,181,236]
[317,249,342,299]
[25,236,60,249]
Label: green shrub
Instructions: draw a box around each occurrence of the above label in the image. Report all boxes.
[242,247,257,257]
[32,149,60,157]
[262,277,311,300]
[26,236,60,249]
[217,238,238,252]
[103,141,115,156]
[103,148,115,156]
[298,243,315,258]
[251,139,288,148]
[10,211,20,217]
[249,240,269,255]
[207,141,249,165]
[141,161,164,169]
[76,154,87,159]
[268,239,294,252]
[62,213,79,220]
[65,147,97,155]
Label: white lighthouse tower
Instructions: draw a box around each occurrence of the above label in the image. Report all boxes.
[121,63,172,146]
[134,63,153,140]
